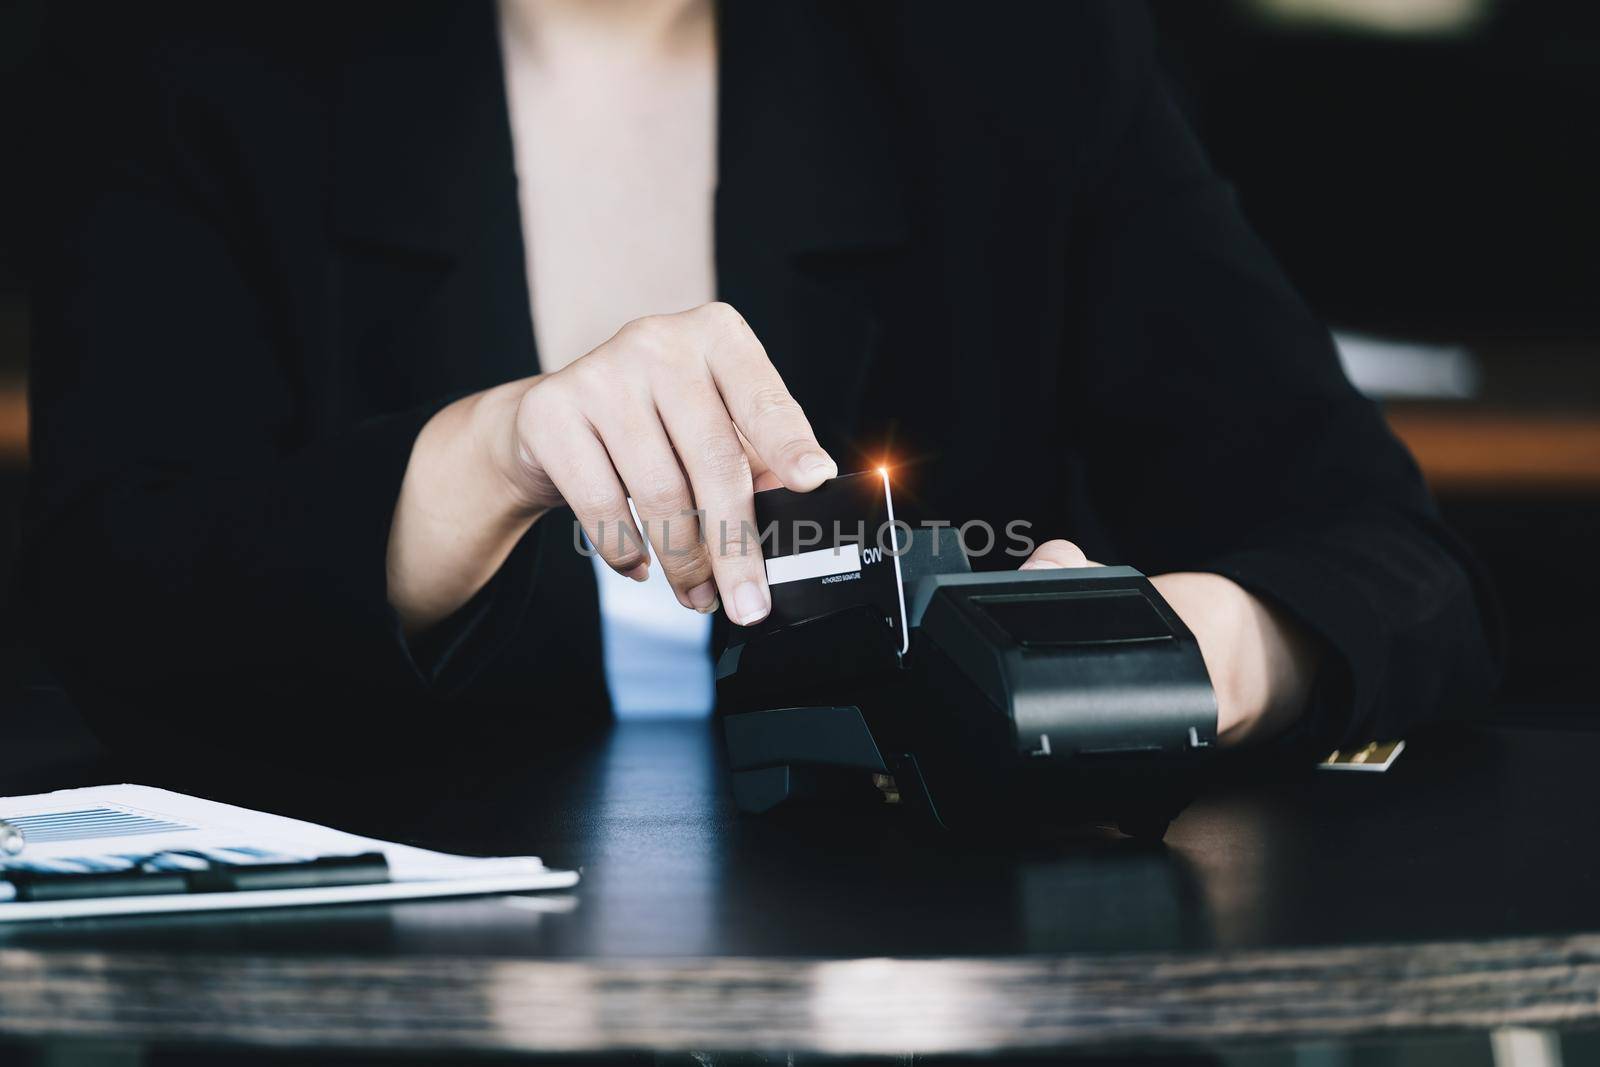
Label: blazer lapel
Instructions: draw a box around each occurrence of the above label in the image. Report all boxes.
[329,0,909,448]
[332,2,518,261]
[715,2,910,462]
[328,1,540,422]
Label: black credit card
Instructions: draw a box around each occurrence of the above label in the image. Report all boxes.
[728,469,909,654]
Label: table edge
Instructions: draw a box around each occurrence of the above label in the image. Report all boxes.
[3,930,1598,1054]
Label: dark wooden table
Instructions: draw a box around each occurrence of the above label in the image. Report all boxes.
[0,687,1598,1061]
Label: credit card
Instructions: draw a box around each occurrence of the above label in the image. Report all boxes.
[728,469,909,654]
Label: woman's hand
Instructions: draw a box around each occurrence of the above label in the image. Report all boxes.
[1017,540,1320,745]
[387,302,835,635]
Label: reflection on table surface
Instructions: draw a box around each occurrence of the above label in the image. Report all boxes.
[0,706,1596,1059]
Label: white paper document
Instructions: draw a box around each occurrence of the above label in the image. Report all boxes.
[0,784,577,922]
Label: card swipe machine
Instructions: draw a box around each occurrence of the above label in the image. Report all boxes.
[716,470,1217,840]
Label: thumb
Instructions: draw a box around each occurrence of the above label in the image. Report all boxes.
[1019,539,1100,570]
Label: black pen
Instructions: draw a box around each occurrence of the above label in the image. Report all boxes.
[0,852,390,903]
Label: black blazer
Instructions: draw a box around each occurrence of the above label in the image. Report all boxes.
[24,2,1499,788]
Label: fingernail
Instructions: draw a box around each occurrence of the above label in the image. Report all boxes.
[801,453,837,480]
[1019,560,1062,571]
[687,580,718,613]
[624,561,650,582]
[732,581,769,625]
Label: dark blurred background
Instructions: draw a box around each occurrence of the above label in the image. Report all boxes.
[1149,0,1600,708]
[0,0,1595,707]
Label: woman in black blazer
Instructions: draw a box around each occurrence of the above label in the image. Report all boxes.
[23,1,1498,789]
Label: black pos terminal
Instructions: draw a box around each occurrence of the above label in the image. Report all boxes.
[716,476,1219,841]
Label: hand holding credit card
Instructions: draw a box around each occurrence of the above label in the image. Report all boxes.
[464,304,840,632]
[726,469,910,654]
